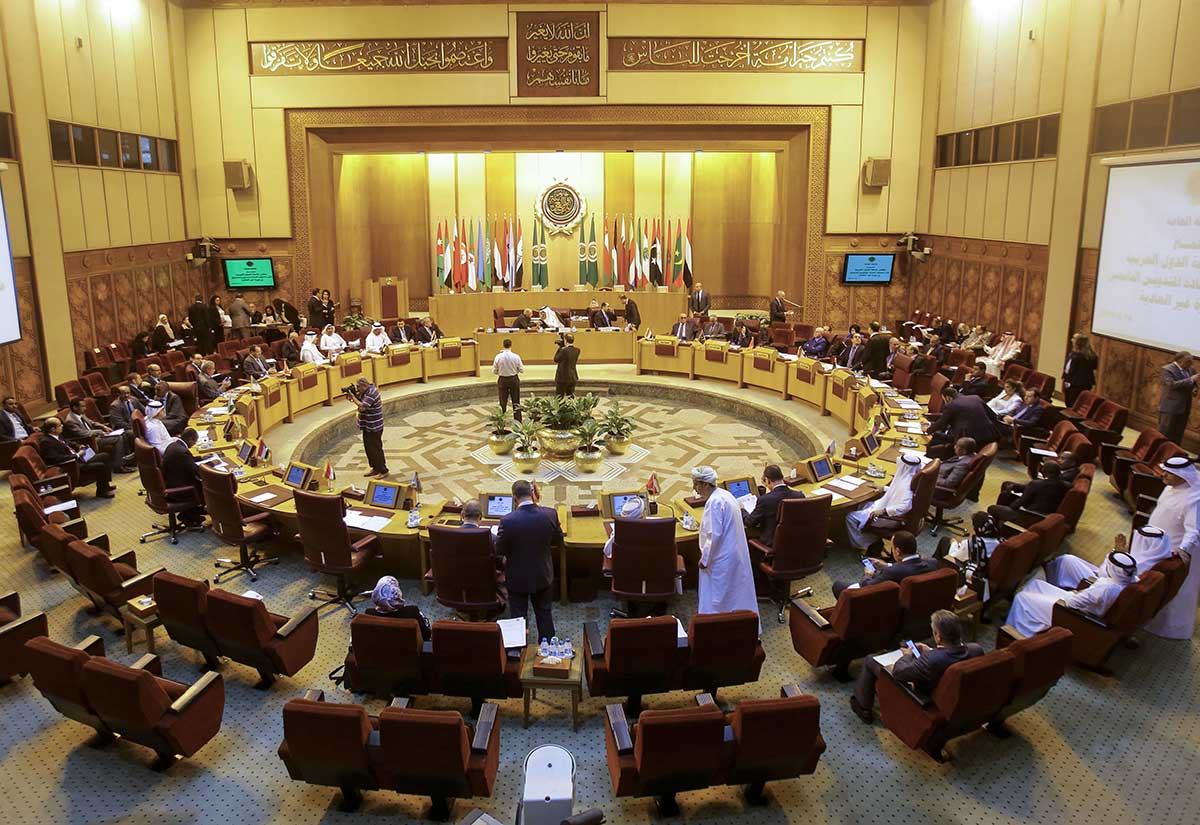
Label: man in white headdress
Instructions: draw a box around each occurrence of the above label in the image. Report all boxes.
[1143,456,1200,638]
[300,331,327,365]
[363,322,392,355]
[539,306,566,330]
[692,466,761,632]
[1041,526,1173,587]
[980,331,1022,377]
[319,324,347,358]
[143,400,172,453]
[1005,551,1139,637]
[604,495,645,558]
[844,453,922,551]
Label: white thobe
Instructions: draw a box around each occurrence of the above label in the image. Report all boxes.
[1144,482,1200,639]
[1005,576,1129,638]
[320,333,347,356]
[698,487,761,632]
[144,417,171,453]
[300,343,327,365]
[844,464,917,551]
[981,339,1021,376]
[540,308,566,330]
[363,331,392,354]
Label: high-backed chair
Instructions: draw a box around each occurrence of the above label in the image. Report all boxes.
[134,437,196,544]
[991,625,1073,736]
[926,373,951,414]
[1059,389,1104,422]
[153,572,222,669]
[12,488,84,559]
[979,530,1040,617]
[10,469,72,511]
[890,353,933,396]
[683,610,765,697]
[0,592,49,681]
[1079,400,1128,449]
[376,701,502,821]
[1121,442,1189,511]
[1017,419,1077,467]
[294,488,377,614]
[426,525,505,620]
[80,654,224,769]
[864,459,942,543]
[25,635,111,735]
[200,464,278,581]
[605,517,684,618]
[65,539,162,620]
[54,379,88,409]
[1147,555,1189,615]
[81,372,114,411]
[877,647,1017,761]
[1052,571,1165,674]
[1022,371,1055,399]
[753,496,831,622]
[584,616,684,713]
[278,691,381,812]
[343,615,429,698]
[13,444,75,492]
[203,589,319,689]
[1027,514,1069,566]
[929,444,996,534]
[1105,428,1169,492]
[428,621,521,715]
[724,685,826,804]
[37,525,103,596]
[788,582,902,681]
[896,568,959,641]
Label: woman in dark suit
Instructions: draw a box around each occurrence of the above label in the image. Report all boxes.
[1062,333,1098,406]
[364,575,431,640]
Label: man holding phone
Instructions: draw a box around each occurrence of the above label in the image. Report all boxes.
[831,531,938,598]
[850,610,983,724]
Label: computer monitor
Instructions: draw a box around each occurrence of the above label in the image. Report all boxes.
[480,492,514,520]
[601,489,646,518]
[799,455,836,483]
[861,433,880,454]
[237,440,256,463]
[365,480,402,510]
[721,477,755,499]
[222,418,235,441]
[283,462,315,490]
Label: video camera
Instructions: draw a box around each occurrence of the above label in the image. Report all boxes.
[342,384,361,399]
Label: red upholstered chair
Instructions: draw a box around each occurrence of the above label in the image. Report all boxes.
[80,654,224,769]
[897,568,959,641]
[724,685,826,805]
[426,525,505,620]
[342,614,429,698]
[1057,432,1096,467]
[1017,419,1077,467]
[605,516,685,618]
[1051,571,1165,674]
[1010,465,1095,534]
[1022,371,1055,399]
[25,635,111,736]
[877,647,1017,761]
[12,488,83,559]
[81,372,114,411]
[1002,363,1029,383]
[164,380,198,417]
[604,699,727,816]
[1121,442,1189,511]
[753,496,832,622]
[428,621,521,715]
[11,470,73,512]
[54,379,88,409]
[38,525,104,596]
[0,591,49,681]
[203,589,319,689]
[294,488,377,614]
[1079,400,1128,449]
[1147,555,1189,615]
[890,353,933,396]
[584,616,684,713]
[64,538,162,621]
[153,572,222,669]
[787,581,902,681]
[980,530,1040,617]
[1059,390,1104,424]
[865,459,942,543]
[682,610,765,698]
[1104,428,1169,491]
[134,438,197,544]
[925,373,951,415]
[988,626,1073,736]
[13,444,75,492]
[200,464,278,582]
[1027,514,1069,566]
[277,691,381,812]
[929,443,997,534]
[375,701,501,821]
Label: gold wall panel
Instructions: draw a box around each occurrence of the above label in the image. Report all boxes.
[609,38,862,72]
[692,152,752,296]
[250,39,508,75]
[603,152,635,220]
[484,152,517,224]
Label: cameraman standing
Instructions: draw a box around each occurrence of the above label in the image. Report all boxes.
[554,333,580,397]
[347,377,388,479]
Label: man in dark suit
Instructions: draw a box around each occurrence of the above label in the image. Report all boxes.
[850,609,983,724]
[988,460,1067,523]
[832,531,938,598]
[415,318,443,344]
[688,282,711,316]
[744,464,803,547]
[554,333,580,396]
[162,428,206,525]
[927,387,997,458]
[619,294,641,329]
[936,437,977,489]
[862,321,893,376]
[39,417,115,498]
[0,396,35,442]
[1159,351,1197,444]
[767,291,787,324]
[495,480,563,640]
[306,289,323,330]
[670,314,696,341]
[155,382,188,436]
[957,361,992,397]
[837,333,866,370]
[592,302,616,328]
[922,334,949,366]
[187,295,212,355]
[242,345,270,380]
[996,388,1045,447]
[730,320,756,348]
[280,332,303,368]
[108,386,143,433]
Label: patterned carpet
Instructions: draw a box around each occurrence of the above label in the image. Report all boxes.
[1,367,1198,825]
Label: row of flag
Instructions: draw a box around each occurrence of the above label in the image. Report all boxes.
[435,217,545,292]
[579,215,693,290]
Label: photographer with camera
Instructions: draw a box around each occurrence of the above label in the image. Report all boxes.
[345,377,388,479]
[553,332,580,397]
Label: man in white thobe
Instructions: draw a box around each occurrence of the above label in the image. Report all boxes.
[604,496,644,558]
[692,466,761,632]
[844,453,921,551]
[540,306,567,330]
[300,332,328,366]
[363,322,392,355]
[1043,526,1173,587]
[1005,551,1138,637]
[143,400,171,454]
[319,324,348,358]
[1143,456,1200,639]
[981,331,1022,377]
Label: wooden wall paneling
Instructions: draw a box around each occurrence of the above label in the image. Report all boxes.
[1014,0,1047,121]
[858,5,897,233]
[67,276,94,373]
[692,152,752,298]
[977,260,1002,332]
[990,0,1020,124]
[54,167,87,252]
[998,265,1024,335]
[484,152,516,226]
[1096,0,1141,106]
[126,174,153,246]
[823,256,850,331]
[103,170,133,248]
[1020,265,1045,345]
[306,133,339,299]
[145,174,170,244]
[132,0,161,135]
[87,0,121,126]
[942,257,962,322]
[34,0,71,121]
[59,0,96,124]
[149,0,177,139]
[90,272,118,348]
[0,260,49,405]
[78,169,111,249]
[1173,0,1200,91]
[746,152,776,299]
[113,269,137,343]
[959,260,981,330]
[135,267,156,330]
[0,165,31,258]
[781,130,811,317]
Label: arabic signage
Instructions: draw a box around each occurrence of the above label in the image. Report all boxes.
[609,38,863,73]
[515,11,600,98]
[249,39,508,75]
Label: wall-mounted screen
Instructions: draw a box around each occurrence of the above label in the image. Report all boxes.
[0,186,20,345]
[222,257,276,289]
[842,253,895,285]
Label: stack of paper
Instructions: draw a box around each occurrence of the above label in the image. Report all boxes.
[343,510,391,530]
[44,500,78,515]
[873,649,905,668]
[826,476,865,494]
[248,491,278,504]
[497,617,527,648]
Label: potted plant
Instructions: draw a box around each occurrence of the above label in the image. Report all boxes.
[485,406,517,455]
[527,394,600,458]
[511,418,542,473]
[600,400,636,455]
[573,419,605,473]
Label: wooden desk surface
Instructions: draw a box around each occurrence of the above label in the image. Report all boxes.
[476,329,636,365]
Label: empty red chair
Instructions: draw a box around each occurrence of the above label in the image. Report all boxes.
[788,582,902,681]
[1060,390,1104,423]
[682,610,765,697]
[278,691,381,811]
[724,686,826,804]
[1104,428,1168,490]
[584,616,684,713]
[1079,400,1128,448]
[989,626,1073,736]
[0,591,49,681]
[54,380,88,409]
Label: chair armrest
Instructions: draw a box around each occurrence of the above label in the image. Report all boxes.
[471,703,499,754]
[39,483,72,501]
[76,635,106,656]
[303,689,325,702]
[164,485,197,500]
[242,511,272,526]
[584,621,605,658]
[879,666,934,708]
[275,607,318,642]
[999,520,1029,537]
[694,693,716,707]
[351,534,378,552]
[111,548,137,567]
[0,591,19,615]
[118,568,164,597]
[389,697,411,709]
[605,703,633,754]
[747,538,771,556]
[1113,454,1140,471]
[1054,601,1109,628]
[169,671,222,714]
[780,684,803,699]
[1016,507,1047,523]
[39,472,72,489]
[131,654,163,675]
[789,597,830,628]
[998,624,1025,643]
[84,533,109,552]
[61,518,89,539]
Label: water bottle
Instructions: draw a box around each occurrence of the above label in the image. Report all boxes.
[564,638,574,659]
[550,636,560,657]
[539,638,549,657]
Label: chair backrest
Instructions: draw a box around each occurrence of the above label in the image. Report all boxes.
[13,445,49,480]
[610,517,680,600]
[606,616,678,678]
[67,539,124,601]
[1045,420,1078,452]
[54,380,86,409]
[430,621,504,684]
[1028,514,1069,565]
[890,353,915,389]
[953,443,996,499]
[200,464,249,544]
[12,489,50,544]
[81,657,170,728]
[293,489,354,570]
[153,571,210,634]
[686,610,761,681]
[37,523,74,572]
[770,496,832,574]
[204,588,277,652]
[1070,390,1103,417]
[1058,474,1092,531]
[1059,432,1095,465]
[987,531,1040,595]
[831,581,901,648]
[1102,570,1165,634]
[931,649,1016,723]
[1087,400,1125,431]
[428,525,500,609]
[901,459,942,533]
[898,568,959,632]
[634,704,725,787]
[348,615,424,686]
[1130,428,1168,461]
[165,381,198,416]
[82,373,110,398]
[130,409,146,439]
[1024,371,1054,397]
[1002,363,1029,383]
[1148,556,1189,609]
[134,438,170,509]
[377,706,471,790]
[927,373,950,414]
[729,693,822,779]
[25,637,95,712]
[280,697,375,782]
[1006,626,1072,697]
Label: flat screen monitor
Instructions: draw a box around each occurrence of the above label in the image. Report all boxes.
[237,440,255,463]
[0,185,20,345]
[482,493,514,519]
[283,462,313,490]
[861,433,880,454]
[723,478,754,499]
[610,492,648,516]
[366,481,401,509]
[222,257,276,289]
[810,456,834,481]
[842,253,895,285]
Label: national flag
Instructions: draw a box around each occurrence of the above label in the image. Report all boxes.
[515,219,524,287]
[649,220,662,286]
[682,218,694,290]
[466,221,477,291]
[603,217,612,287]
[534,220,546,288]
[587,215,599,286]
[450,220,460,290]
[826,440,836,456]
[411,471,422,493]
[578,222,587,285]
[442,220,454,289]
[476,218,485,289]
[458,219,469,290]
[641,219,651,287]
[483,219,493,289]
[323,459,336,482]
[632,218,641,287]
[646,472,660,496]
[672,219,685,289]
[435,222,445,287]
[507,218,516,288]
[664,220,673,289]
[531,480,541,502]
[493,219,504,285]
[257,440,270,460]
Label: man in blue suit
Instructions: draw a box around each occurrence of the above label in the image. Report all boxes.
[495,479,563,640]
[832,531,938,598]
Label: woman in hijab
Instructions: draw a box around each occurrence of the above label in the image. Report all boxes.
[844,453,922,551]
[604,495,645,558]
[365,575,431,640]
[151,314,175,353]
[1005,551,1139,637]
[1143,456,1200,639]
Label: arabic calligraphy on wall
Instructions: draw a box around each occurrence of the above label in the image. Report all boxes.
[515,11,600,98]
[609,38,863,73]
[249,39,508,75]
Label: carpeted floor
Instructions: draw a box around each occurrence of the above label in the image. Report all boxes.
[2,367,1198,825]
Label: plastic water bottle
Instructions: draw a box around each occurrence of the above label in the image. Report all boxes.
[539,638,549,657]
[550,636,561,657]
[564,638,574,659]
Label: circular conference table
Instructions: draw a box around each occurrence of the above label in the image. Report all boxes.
[186,335,934,604]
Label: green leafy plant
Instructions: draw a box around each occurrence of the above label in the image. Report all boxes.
[512,418,542,453]
[485,406,512,436]
[575,419,605,453]
[526,393,599,430]
[600,400,636,440]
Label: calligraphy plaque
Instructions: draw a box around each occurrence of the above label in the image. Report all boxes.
[515,11,600,98]
[609,38,863,73]
[250,39,508,75]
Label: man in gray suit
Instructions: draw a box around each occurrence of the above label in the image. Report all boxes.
[936,437,978,488]
[228,293,252,340]
[1159,351,1197,444]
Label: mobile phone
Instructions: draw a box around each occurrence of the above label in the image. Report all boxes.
[905,640,921,658]
[862,559,876,573]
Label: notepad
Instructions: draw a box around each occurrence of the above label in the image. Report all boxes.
[779,353,799,362]
[248,491,278,503]
[1029,446,1057,458]
[44,500,78,515]
[873,649,905,668]
[816,489,847,504]
[106,428,124,437]
[497,617,527,649]
[826,477,863,493]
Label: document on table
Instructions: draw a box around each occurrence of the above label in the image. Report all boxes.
[873,649,905,668]
[896,423,925,433]
[675,617,688,640]
[44,500,78,515]
[896,399,923,409]
[248,491,278,504]
[826,476,864,493]
[737,493,757,514]
[497,617,527,649]
[816,489,847,504]
[343,510,393,531]
[869,379,889,389]
[779,353,799,362]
